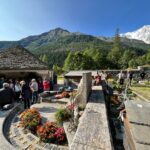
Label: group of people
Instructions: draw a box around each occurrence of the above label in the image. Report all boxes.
[117,71,132,85]
[93,71,107,85]
[0,77,52,109]
[93,70,147,86]
[117,70,146,86]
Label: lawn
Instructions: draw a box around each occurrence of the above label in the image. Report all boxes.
[58,76,64,81]
[57,76,64,84]
[130,86,150,101]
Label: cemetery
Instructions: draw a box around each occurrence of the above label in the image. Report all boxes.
[0,47,150,150]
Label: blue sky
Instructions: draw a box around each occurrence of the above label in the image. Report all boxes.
[0,0,150,40]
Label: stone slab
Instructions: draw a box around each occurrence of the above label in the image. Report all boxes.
[63,121,76,147]
[70,86,113,150]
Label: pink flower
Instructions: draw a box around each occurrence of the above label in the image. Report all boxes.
[67,104,75,110]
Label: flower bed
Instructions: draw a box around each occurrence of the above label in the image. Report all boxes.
[20,108,42,133]
[19,108,67,145]
[37,122,66,144]
[61,91,70,98]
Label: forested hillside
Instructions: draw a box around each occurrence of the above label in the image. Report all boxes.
[0,28,150,70]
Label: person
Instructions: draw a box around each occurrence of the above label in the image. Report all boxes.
[50,78,54,91]
[117,71,125,85]
[43,78,50,91]
[30,79,38,104]
[127,71,133,86]
[38,78,43,93]
[0,83,15,109]
[0,77,5,89]
[9,79,14,90]
[20,80,31,109]
[53,73,57,84]
[140,70,146,80]
[100,71,107,85]
[14,80,21,102]
[100,71,106,80]
[95,71,101,85]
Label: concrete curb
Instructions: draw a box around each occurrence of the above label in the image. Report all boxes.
[0,103,22,150]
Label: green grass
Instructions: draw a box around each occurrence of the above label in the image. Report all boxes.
[57,76,64,84]
[130,86,150,101]
[58,76,64,81]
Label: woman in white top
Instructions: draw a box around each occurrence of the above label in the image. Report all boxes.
[100,71,107,86]
[100,71,107,81]
[117,71,125,85]
[15,80,21,102]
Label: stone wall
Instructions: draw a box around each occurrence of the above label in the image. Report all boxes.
[74,72,92,106]
[70,86,113,150]
[65,66,150,81]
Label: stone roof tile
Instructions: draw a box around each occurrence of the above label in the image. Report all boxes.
[0,46,48,70]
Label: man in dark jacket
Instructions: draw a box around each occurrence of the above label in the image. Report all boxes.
[140,71,146,80]
[20,80,31,109]
[0,83,15,108]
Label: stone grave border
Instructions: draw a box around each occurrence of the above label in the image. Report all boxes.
[2,103,68,150]
[0,103,22,150]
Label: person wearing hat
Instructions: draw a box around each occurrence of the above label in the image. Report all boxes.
[30,79,38,104]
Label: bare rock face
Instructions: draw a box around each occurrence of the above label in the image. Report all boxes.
[0,46,48,70]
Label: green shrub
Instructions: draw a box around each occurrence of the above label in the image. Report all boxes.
[127,89,132,94]
[113,84,124,93]
[55,108,71,123]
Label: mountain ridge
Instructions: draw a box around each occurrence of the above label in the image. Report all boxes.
[121,25,150,44]
[0,27,150,68]
[0,27,150,51]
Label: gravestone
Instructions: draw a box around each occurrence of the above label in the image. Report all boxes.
[73,72,92,125]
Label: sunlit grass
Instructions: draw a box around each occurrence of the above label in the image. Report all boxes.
[130,86,150,101]
[58,76,64,81]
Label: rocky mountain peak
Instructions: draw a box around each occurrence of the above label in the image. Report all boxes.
[121,25,150,44]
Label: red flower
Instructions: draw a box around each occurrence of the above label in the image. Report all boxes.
[54,127,66,143]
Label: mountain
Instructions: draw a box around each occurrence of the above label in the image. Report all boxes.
[121,25,150,44]
[0,28,70,49]
[0,27,112,53]
[20,27,72,49]
[0,27,150,68]
[0,27,150,51]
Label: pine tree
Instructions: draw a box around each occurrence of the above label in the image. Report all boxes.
[63,52,74,71]
[113,28,121,49]
[107,28,122,68]
[42,54,49,63]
